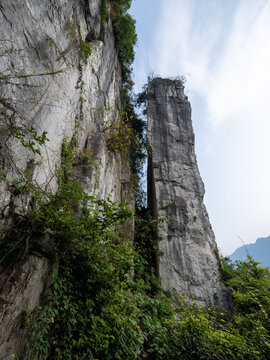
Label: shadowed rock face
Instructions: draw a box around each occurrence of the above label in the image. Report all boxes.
[147,78,230,308]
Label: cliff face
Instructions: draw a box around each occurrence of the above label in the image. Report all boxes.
[0,1,232,356]
[0,0,126,214]
[147,78,230,308]
[0,1,132,357]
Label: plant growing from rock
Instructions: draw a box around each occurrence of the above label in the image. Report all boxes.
[103,110,132,153]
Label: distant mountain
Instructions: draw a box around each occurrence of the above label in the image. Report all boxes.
[230,236,270,267]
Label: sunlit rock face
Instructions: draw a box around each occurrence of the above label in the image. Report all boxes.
[147,78,231,308]
[0,0,127,231]
[0,1,133,357]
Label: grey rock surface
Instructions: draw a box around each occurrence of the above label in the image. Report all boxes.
[0,0,126,227]
[148,78,230,308]
[0,255,51,359]
[0,1,132,357]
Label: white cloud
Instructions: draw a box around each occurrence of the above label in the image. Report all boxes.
[152,0,270,126]
[149,0,270,254]
[150,0,224,94]
[207,0,270,126]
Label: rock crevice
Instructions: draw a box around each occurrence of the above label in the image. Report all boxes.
[147,78,231,308]
[0,1,132,357]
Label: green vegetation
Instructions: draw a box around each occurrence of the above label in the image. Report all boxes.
[65,20,77,40]
[2,117,270,360]
[100,1,137,81]
[12,125,49,155]
[21,182,270,360]
[220,256,270,357]
[79,37,92,64]
[120,86,146,182]
[99,1,145,203]
[2,2,270,359]
[64,20,92,64]
[101,0,109,24]
[103,109,133,153]
[112,3,137,69]
[103,106,145,174]
[7,141,268,359]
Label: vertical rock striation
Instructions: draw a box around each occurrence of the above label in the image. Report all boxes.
[0,1,133,357]
[147,78,230,308]
[0,0,126,213]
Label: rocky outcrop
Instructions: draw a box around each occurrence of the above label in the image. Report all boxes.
[0,1,232,356]
[0,0,126,216]
[147,78,230,308]
[0,1,132,358]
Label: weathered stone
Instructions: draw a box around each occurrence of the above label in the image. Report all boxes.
[0,1,132,357]
[0,255,51,359]
[0,0,124,227]
[147,78,231,308]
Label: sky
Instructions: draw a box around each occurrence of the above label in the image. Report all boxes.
[129,0,270,256]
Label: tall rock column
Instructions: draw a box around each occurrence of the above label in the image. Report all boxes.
[147,78,230,308]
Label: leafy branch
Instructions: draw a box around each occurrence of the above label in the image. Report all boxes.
[12,125,49,155]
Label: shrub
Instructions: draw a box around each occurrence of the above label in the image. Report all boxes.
[112,11,137,67]
[6,142,270,360]
[79,37,92,64]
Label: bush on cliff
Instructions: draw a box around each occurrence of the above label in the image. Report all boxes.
[22,143,270,359]
[2,1,269,358]
[101,0,137,77]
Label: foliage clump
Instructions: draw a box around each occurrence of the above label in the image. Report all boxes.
[103,109,133,153]
[79,37,92,64]
[18,142,270,359]
[2,2,270,359]
[111,1,137,69]
[100,1,137,80]
[2,136,270,360]
[99,1,145,201]
[103,107,144,170]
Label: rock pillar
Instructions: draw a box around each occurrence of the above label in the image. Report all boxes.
[147,78,230,308]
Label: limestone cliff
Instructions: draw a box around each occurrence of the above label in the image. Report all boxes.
[0,1,132,357]
[0,1,232,357]
[147,78,230,308]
